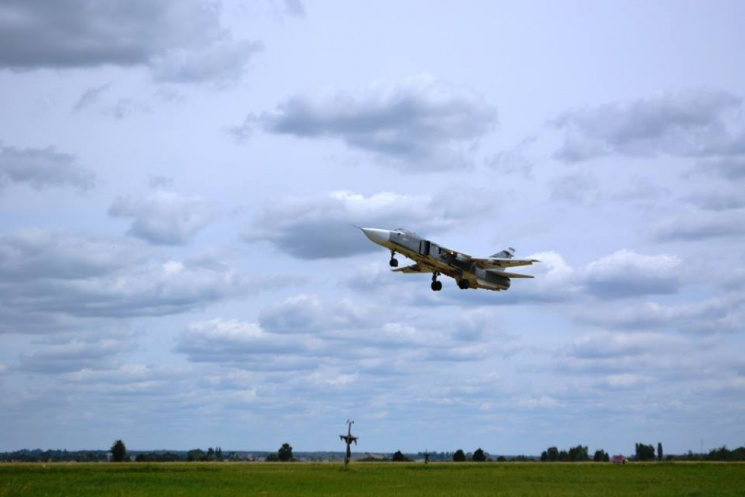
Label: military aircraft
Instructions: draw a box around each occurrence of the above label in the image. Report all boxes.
[360,227,538,291]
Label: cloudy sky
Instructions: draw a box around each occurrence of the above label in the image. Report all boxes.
[1,0,744,456]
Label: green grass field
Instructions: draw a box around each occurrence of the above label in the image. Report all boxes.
[1,462,744,497]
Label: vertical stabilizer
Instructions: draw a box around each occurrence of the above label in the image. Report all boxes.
[490,247,515,259]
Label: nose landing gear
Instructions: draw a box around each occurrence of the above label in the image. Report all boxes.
[389,250,398,267]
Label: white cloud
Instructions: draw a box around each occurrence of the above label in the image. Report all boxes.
[72,83,112,112]
[16,337,133,374]
[698,157,745,180]
[0,143,95,191]
[570,331,686,360]
[0,229,270,331]
[176,297,514,376]
[596,373,648,390]
[654,208,745,241]
[684,191,745,211]
[549,172,598,204]
[109,190,221,245]
[151,40,263,85]
[0,229,152,281]
[176,318,315,371]
[582,250,683,298]
[572,294,745,335]
[552,89,745,163]
[253,74,497,172]
[0,0,260,85]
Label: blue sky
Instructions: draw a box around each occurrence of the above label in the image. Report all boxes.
[1,0,744,456]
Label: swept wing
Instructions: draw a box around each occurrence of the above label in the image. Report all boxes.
[393,263,433,274]
[473,257,539,269]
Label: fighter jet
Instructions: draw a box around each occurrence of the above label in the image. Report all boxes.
[360,227,538,291]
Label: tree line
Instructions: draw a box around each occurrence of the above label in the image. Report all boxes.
[3,441,744,463]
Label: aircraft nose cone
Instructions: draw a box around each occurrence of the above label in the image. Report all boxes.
[361,228,390,245]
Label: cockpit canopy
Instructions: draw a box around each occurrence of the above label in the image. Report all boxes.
[394,228,419,237]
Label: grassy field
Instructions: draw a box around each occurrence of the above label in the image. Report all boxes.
[1,462,744,497]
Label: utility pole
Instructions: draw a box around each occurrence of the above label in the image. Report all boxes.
[339,420,358,470]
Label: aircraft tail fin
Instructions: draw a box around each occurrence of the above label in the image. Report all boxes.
[490,247,515,259]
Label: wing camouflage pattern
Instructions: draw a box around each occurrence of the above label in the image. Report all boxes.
[393,263,433,273]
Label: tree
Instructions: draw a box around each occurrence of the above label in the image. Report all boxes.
[472,448,487,462]
[278,443,293,462]
[187,449,206,462]
[546,446,559,462]
[110,440,126,462]
[593,449,609,462]
[453,449,466,462]
[657,443,663,462]
[568,445,589,462]
[635,443,656,461]
[392,450,408,462]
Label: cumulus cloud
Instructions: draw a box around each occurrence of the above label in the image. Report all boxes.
[72,83,112,112]
[248,75,497,172]
[0,229,152,281]
[259,294,369,335]
[176,319,315,371]
[557,330,707,384]
[699,157,745,180]
[16,337,132,374]
[243,189,494,259]
[150,40,263,85]
[282,0,306,17]
[176,296,510,374]
[484,138,535,178]
[0,143,95,191]
[570,331,686,360]
[0,0,261,84]
[553,89,745,163]
[549,172,598,204]
[572,294,745,335]
[0,229,269,332]
[684,191,745,211]
[109,190,221,245]
[654,208,745,241]
[582,249,683,298]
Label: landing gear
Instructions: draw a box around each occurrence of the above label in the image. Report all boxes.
[457,279,471,290]
[389,251,398,267]
[430,272,442,291]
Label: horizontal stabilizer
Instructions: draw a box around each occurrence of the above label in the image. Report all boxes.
[500,271,534,279]
[393,263,432,274]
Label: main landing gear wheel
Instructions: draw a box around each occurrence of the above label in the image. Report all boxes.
[430,272,442,291]
[457,279,471,290]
